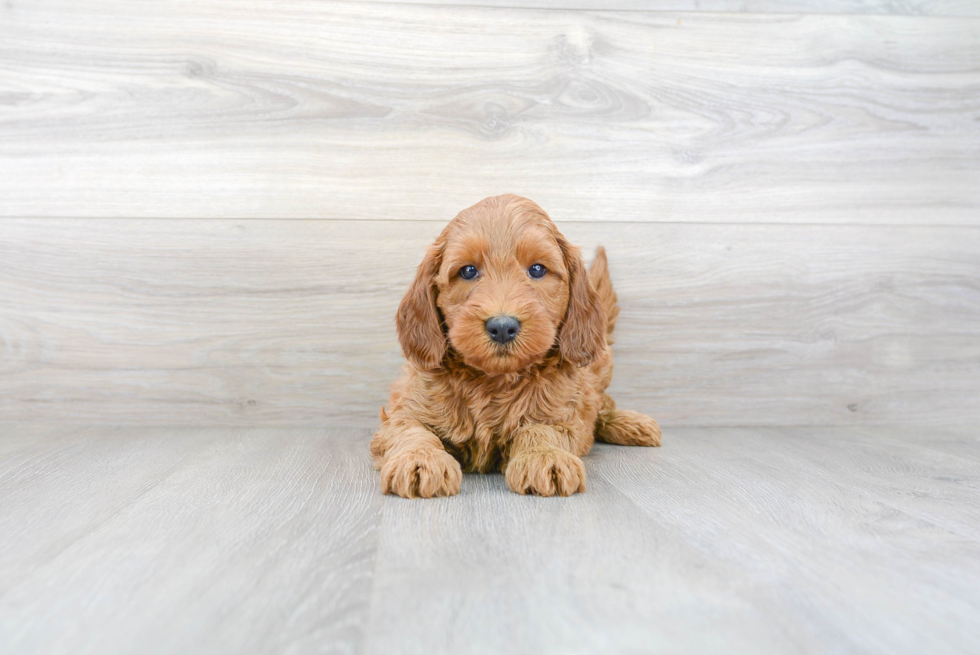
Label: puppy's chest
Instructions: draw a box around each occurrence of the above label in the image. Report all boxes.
[438,375,576,444]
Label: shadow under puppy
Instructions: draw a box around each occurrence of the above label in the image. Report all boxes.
[371,194,660,498]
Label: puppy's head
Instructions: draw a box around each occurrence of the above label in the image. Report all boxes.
[397,195,606,375]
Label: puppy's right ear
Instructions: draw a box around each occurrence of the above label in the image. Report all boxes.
[396,244,446,370]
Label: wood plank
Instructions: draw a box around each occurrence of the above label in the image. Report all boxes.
[857,425,980,463]
[365,462,805,654]
[366,426,980,653]
[1,2,978,223]
[0,426,223,591]
[0,426,381,655]
[370,0,980,17]
[755,426,980,542]
[2,425,979,653]
[590,427,980,654]
[1,218,977,427]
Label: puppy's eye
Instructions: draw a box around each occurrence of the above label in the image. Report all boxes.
[528,263,547,279]
[459,265,479,280]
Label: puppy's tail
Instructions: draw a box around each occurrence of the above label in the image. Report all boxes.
[588,246,620,345]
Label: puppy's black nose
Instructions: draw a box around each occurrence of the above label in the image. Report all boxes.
[485,315,521,345]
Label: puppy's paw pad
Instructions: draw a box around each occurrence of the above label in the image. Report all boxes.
[506,448,586,497]
[380,448,462,498]
[598,410,661,447]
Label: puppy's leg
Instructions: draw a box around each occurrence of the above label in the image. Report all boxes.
[594,394,661,447]
[504,425,586,497]
[371,419,461,498]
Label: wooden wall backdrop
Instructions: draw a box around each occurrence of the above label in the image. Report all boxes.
[1,0,978,427]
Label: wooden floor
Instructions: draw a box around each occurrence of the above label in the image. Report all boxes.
[1,425,978,654]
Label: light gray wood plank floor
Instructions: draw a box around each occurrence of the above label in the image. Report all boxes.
[2,425,978,654]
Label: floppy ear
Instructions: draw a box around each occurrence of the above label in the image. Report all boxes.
[558,240,607,367]
[396,244,446,370]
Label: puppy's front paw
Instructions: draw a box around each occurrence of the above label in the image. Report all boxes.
[505,448,586,497]
[380,448,462,498]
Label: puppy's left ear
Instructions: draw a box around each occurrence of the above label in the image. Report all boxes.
[557,239,607,366]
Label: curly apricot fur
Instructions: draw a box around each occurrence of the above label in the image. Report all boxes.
[371,195,660,498]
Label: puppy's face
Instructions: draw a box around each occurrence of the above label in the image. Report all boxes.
[397,195,605,375]
[435,208,570,374]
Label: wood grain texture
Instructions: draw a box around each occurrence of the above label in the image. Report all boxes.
[589,426,980,654]
[1,218,977,427]
[371,0,980,17]
[863,425,980,462]
[1,1,978,223]
[8,425,977,654]
[366,457,805,654]
[0,426,381,655]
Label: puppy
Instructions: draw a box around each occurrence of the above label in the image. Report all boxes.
[370,194,660,498]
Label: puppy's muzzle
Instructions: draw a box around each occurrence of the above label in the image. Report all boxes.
[485,315,521,345]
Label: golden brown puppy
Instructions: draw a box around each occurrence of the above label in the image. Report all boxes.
[370,194,660,498]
